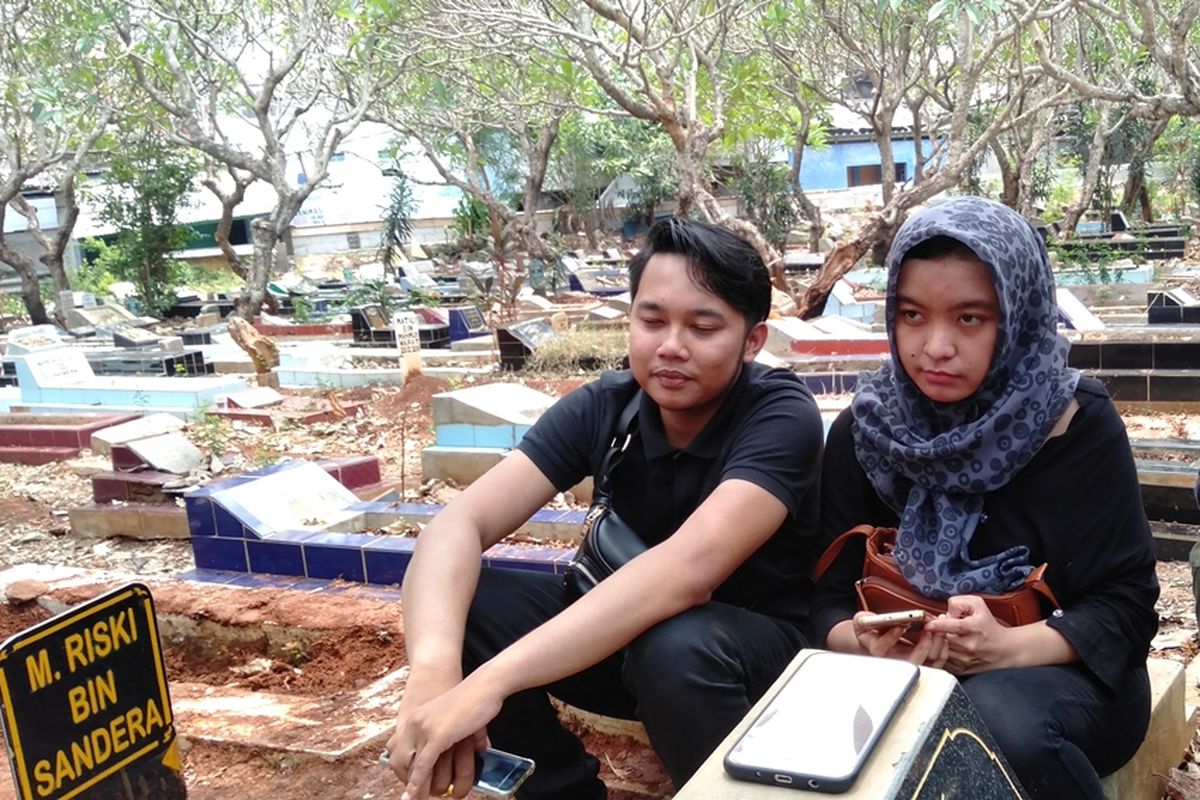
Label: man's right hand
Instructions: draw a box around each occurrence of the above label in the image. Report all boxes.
[386,668,481,799]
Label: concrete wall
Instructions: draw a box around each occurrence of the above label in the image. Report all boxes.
[800,138,936,191]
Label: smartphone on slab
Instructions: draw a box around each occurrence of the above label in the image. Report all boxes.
[723,651,919,793]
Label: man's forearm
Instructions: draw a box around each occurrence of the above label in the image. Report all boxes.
[401,514,487,672]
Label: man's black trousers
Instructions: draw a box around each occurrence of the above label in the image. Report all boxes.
[463,567,808,799]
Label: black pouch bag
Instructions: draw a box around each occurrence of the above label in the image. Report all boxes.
[564,391,645,599]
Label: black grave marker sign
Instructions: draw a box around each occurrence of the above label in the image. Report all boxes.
[497,318,559,370]
[0,583,185,800]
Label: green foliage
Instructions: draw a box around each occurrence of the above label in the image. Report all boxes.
[379,165,416,276]
[341,281,399,316]
[1047,240,1130,284]
[730,145,799,251]
[449,195,491,250]
[290,295,315,323]
[620,123,678,224]
[89,137,200,315]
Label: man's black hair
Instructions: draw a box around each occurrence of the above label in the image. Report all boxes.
[628,217,771,326]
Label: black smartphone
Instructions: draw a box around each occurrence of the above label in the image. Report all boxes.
[723,652,918,793]
[473,747,536,797]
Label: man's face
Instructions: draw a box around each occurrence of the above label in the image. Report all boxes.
[893,253,1000,404]
[629,253,765,440]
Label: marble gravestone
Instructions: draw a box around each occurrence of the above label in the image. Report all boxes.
[675,650,1029,800]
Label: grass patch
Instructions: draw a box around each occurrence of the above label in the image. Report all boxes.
[526,328,628,374]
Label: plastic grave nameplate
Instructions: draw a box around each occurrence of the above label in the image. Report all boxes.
[0,583,186,800]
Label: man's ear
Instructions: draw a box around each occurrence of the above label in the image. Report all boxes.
[743,321,768,362]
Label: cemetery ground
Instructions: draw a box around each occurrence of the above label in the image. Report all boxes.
[0,373,1197,799]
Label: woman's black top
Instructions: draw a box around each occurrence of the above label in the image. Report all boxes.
[813,377,1159,691]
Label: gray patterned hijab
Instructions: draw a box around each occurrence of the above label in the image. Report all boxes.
[851,196,1080,598]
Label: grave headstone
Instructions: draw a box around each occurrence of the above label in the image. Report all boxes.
[675,651,1027,800]
[127,433,204,475]
[446,305,489,341]
[225,386,285,410]
[497,318,559,370]
[586,305,626,323]
[605,292,632,314]
[17,348,95,387]
[208,461,361,535]
[350,305,396,346]
[1148,289,1200,324]
[113,327,162,349]
[92,414,186,455]
[0,583,186,800]
[392,312,423,376]
[1055,287,1105,331]
[400,271,440,292]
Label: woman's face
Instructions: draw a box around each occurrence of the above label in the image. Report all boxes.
[893,254,1000,403]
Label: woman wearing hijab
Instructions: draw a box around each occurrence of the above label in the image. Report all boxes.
[812,196,1159,799]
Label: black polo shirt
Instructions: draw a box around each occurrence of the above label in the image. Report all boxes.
[517,362,824,624]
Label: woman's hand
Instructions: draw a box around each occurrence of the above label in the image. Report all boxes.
[923,595,1016,675]
[828,614,950,669]
[385,668,498,800]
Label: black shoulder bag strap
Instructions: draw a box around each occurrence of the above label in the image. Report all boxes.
[594,390,642,500]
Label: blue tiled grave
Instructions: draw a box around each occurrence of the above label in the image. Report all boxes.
[6,325,245,415]
[185,459,581,587]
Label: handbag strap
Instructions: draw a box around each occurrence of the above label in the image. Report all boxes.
[813,525,1062,611]
[594,390,642,497]
[811,524,876,581]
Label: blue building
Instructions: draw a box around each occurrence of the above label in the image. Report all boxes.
[798,132,938,192]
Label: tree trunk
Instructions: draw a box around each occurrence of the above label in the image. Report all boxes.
[694,189,787,295]
[1059,104,1114,239]
[0,243,51,325]
[990,139,1019,207]
[1016,124,1055,218]
[788,130,825,253]
[235,218,281,321]
[876,122,898,206]
[9,192,74,296]
[798,215,889,319]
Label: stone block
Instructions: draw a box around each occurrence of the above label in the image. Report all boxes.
[431,383,557,427]
[421,446,508,486]
[1101,659,1188,800]
[69,502,189,540]
[91,413,186,455]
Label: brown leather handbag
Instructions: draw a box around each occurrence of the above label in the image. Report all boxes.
[812,525,1060,627]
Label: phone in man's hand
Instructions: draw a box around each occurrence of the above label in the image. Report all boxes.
[379,747,535,797]
[473,748,536,797]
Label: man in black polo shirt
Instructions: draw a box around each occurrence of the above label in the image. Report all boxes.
[385,218,824,800]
